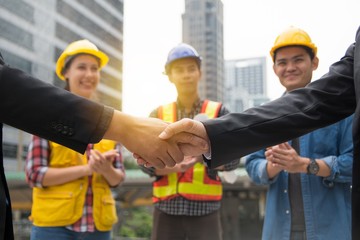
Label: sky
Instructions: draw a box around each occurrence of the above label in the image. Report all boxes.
[122,0,360,117]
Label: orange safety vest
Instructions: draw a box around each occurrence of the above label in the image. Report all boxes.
[153,100,223,202]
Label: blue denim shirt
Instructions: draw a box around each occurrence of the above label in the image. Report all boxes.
[245,115,353,240]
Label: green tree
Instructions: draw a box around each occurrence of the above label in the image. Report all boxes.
[119,206,152,238]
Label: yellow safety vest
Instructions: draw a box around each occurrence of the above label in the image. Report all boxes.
[30,139,118,231]
[153,100,223,202]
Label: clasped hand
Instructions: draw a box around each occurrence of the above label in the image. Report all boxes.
[128,117,210,169]
[265,142,308,173]
[88,149,118,175]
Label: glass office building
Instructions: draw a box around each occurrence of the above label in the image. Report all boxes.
[182,0,224,102]
[224,57,269,112]
[0,0,123,169]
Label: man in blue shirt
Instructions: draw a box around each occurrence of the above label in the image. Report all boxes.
[245,27,353,240]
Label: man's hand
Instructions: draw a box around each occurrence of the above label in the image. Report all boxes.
[159,118,210,156]
[88,149,124,186]
[134,118,210,168]
[265,142,308,173]
[151,155,203,175]
[177,156,203,172]
[104,112,208,169]
[88,149,118,175]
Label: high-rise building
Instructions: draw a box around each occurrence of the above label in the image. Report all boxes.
[224,57,269,112]
[0,0,123,169]
[182,0,224,102]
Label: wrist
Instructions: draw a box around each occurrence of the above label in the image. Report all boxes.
[105,111,132,146]
[84,165,92,176]
[302,158,311,173]
[266,161,282,179]
[306,158,320,175]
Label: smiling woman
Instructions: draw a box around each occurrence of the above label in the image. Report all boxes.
[25,39,126,240]
[56,39,109,100]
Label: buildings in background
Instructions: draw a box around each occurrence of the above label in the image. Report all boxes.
[182,0,224,102]
[182,0,269,110]
[224,57,270,112]
[0,0,123,168]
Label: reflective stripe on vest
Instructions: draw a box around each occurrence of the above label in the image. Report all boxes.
[153,100,222,202]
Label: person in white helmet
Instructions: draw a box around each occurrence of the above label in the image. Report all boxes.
[245,27,353,240]
[140,43,239,240]
[25,39,125,240]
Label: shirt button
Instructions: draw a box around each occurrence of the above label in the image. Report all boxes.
[286,210,290,214]
[284,189,287,193]
[68,128,74,136]
[62,126,69,135]
[55,124,63,132]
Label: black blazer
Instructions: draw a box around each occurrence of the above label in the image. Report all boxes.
[204,26,360,238]
[0,57,113,239]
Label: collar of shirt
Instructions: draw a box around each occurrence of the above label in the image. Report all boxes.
[176,98,202,119]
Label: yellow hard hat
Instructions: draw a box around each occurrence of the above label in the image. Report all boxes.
[270,26,317,61]
[56,39,109,80]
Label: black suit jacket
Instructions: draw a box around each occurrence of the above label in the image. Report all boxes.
[0,56,113,239]
[204,26,360,238]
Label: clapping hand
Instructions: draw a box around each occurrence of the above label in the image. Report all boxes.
[88,149,119,175]
[265,142,307,173]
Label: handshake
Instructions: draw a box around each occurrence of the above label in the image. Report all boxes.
[103,111,210,169]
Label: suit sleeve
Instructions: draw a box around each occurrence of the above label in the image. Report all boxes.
[215,105,240,170]
[203,43,356,168]
[0,65,113,153]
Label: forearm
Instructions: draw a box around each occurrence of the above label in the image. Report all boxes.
[103,110,153,147]
[266,162,282,179]
[316,159,331,177]
[103,110,130,145]
[101,168,125,187]
[246,152,275,184]
[42,165,91,187]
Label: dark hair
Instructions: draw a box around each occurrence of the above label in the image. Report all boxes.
[64,79,70,91]
[61,56,75,77]
[273,45,315,62]
[61,53,100,76]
